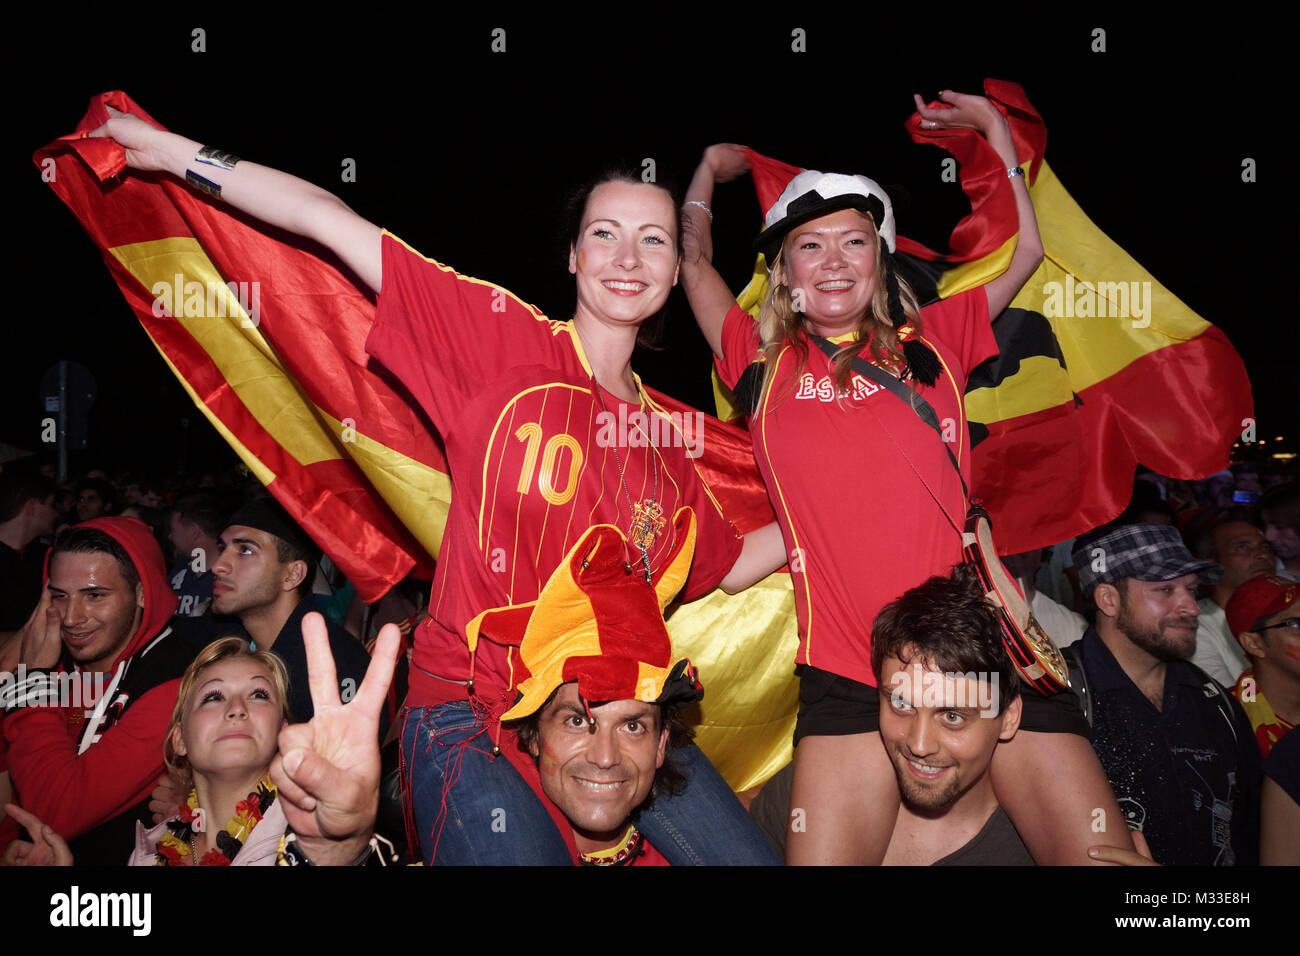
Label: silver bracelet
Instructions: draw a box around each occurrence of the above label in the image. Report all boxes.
[1007,166,1025,179]
[187,145,242,199]
[683,200,713,222]
[196,145,241,170]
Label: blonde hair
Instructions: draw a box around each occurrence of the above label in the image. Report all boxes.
[756,214,922,409]
[163,636,291,779]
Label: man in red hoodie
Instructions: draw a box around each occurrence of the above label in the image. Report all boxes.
[0,517,195,864]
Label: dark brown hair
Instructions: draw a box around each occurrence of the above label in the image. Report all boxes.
[871,563,1020,714]
[561,168,683,350]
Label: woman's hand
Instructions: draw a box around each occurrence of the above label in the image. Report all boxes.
[85,103,382,292]
[89,106,187,175]
[915,90,1042,317]
[269,614,401,865]
[701,144,751,185]
[1088,829,1159,866]
[1,804,73,866]
[912,90,1008,141]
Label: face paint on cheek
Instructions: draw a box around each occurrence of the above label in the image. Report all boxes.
[1283,645,1300,662]
[537,740,563,778]
[575,250,586,273]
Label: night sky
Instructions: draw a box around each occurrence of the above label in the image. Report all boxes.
[10,13,1296,479]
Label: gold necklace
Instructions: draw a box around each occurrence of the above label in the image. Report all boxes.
[592,376,663,582]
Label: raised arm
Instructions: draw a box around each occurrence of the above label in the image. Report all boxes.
[90,108,383,294]
[681,144,752,359]
[913,91,1044,319]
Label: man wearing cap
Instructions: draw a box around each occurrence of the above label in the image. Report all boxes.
[1069,524,1261,865]
[434,508,737,865]
[201,497,371,724]
[1226,574,1299,757]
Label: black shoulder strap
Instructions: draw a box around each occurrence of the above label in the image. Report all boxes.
[810,336,968,500]
[1061,641,1092,728]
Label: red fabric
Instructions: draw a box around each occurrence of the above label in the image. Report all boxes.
[896,80,1031,265]
[970,329,1255,551]
[641,387,776,536]
[715,291,995,686]
[367,234,742,703]
[3,518,180,843]
[741,150,805,222]
[896,79,1251,550]
[34,92,438,602]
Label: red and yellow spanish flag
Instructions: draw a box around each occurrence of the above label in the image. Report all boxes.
[36,92,795,790]
[722,79,1254,554]
[35,92,444,602]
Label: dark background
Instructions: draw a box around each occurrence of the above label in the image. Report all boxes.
[9,13,1295,478]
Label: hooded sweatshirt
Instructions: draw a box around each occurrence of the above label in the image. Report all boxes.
[1,517,194,863]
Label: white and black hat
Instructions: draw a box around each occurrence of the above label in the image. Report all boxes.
[755,169,897,260]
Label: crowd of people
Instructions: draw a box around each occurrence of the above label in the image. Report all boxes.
[0,88,1296,867]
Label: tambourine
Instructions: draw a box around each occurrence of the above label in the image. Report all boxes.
[962,505,1070,695]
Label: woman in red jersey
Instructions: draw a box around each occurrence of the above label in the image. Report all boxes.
[680,89,1134,865]
[87,109,784,865]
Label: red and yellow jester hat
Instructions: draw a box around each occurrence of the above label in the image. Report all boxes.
[466,508,704,722]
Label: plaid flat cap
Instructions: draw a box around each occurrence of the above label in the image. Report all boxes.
[1072,523,1223,596]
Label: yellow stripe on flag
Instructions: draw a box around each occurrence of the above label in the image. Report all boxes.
[317,411,452,561]
[966,159,1214,420]
[668,572,800,791]
[109,237,340,466]
[112,237,456,559]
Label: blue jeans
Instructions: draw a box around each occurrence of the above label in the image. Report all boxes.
[400,702,781,865]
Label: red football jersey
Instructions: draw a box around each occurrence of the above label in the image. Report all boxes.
[367,233,742,700]
[716,291,996,686]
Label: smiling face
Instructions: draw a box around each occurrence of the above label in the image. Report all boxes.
[528,682,669,853]
[877,652,1020,812]
[568,180,679,333]
[172,657,284,781]
[210,525,301,616]
[778,208,879,336]
[1112,574,1202,661]
[46,550,143,673]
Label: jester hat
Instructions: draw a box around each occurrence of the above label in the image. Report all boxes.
[466,508,704,722]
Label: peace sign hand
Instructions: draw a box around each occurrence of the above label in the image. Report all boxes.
[269,614,401,865]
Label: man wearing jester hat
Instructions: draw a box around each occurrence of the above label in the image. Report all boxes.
[464,508,709,865]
